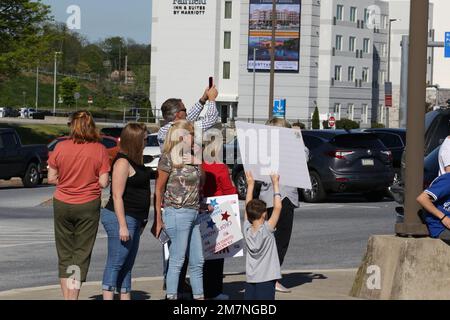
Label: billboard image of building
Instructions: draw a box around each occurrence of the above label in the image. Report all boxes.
[247,0,301,72]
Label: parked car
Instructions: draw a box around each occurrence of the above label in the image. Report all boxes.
[228,131,394,202]
[0,107,19,118]
[143,133,160,173]
[0,128,49,187]
[19,108,36,119]
[100,127,124,140]
[390,145,440,205]
[47,135,120,166]
[362,128,406,175]
[300,130,394,202]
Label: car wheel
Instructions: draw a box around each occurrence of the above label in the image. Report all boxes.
[22,163,40,188]
[302,171,326,203]
[234,170,247,200]
[364,190,386,202]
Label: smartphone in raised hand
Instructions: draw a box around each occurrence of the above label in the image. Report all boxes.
[209,76,213,89]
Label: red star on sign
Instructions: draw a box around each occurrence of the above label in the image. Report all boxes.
[221,211,230,221]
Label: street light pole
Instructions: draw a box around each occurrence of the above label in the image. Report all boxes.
[395,0,429,237]
[53,52,61,116]
[268,0,276,119]
[387,19,398,82]
[252,48,257,123]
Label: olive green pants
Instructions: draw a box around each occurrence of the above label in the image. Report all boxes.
[53,198,101,282]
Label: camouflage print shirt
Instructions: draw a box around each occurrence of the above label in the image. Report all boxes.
[158,152,201,210]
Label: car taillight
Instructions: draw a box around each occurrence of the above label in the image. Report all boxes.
[327,150,355,159]
[381,150,393,161]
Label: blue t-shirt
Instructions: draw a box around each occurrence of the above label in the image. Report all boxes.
[424,173,450,238]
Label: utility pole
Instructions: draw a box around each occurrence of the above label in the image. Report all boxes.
[395,0,429,237]
[124,55,128,85]
[35,66,39,111]
[252,48,257,123]
[268,0,276,119]
[53,52,62,116]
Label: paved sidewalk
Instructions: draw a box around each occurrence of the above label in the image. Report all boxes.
[0,269,358,300]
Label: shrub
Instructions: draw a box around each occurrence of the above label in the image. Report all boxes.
[312,107,320,129]
[336,118,360,130]
[371,122,385,128]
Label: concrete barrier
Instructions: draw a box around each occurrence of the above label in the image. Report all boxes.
[350,235,450,300]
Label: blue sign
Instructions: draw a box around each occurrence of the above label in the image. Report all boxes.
[445,32,450,58]
[273,99,286,118]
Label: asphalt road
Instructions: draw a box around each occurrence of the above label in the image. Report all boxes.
[0,194,397,292]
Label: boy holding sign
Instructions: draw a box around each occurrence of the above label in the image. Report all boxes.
[244,171,282,300]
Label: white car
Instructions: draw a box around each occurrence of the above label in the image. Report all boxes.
[143,133,160,172]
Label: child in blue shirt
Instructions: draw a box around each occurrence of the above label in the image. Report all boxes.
[417,173,450,240]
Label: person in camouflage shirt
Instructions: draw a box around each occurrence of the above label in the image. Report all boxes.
[152,120,205,300]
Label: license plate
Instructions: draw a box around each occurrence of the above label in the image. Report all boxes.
[362,159,374,166]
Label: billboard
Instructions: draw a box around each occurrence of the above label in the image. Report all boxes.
[247,0,301,72]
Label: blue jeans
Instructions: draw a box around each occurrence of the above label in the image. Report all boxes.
[101,209,142,294]
[163,207,204,299]
[245,280,276,300]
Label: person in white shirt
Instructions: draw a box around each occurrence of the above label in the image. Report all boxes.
[438,137,450,176]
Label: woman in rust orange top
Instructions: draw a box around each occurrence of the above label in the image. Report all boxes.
[48,110,110,300]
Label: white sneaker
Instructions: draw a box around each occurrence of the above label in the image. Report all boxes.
[212,293,229,300]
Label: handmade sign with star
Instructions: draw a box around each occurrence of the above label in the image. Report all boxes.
[197,194,244,260]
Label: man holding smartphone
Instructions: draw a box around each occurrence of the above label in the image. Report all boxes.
[157,84,219,149]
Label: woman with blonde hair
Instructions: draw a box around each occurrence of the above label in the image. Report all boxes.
[47,110,110,300]
[152,120,205,300]
[102,123,152,300]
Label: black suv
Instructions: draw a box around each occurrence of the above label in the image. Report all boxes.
[362,128,406,174]
[301,130,394,202]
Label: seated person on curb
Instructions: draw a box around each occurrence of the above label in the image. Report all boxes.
[417,173,450,241]
[243,171,282,300]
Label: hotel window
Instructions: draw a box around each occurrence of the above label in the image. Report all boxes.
[379,70,386,84]
[225,1,232,19]
[336,5,344,21]
[348,66,355,82]
[349,36,356,52]
[348,104,355,120]
[223,61,231,79]
[364,9,370,25]
[334,65,342,81]
[362,104,369,124]
[335,35,342,51]
[224,31,231,49]
[334,103,342,120]
[380,43,387,57]
[363,38,370,54]
[350,7,357,23]
[379,105,386,124]
[382,15,388,29]
[362,67,370,83]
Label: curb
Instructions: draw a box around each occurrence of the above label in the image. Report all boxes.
[0,269,357,297]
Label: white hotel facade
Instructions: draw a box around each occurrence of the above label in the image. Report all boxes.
[150,0,433,128]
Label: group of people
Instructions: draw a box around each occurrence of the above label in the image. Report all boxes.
[47,86,299,300]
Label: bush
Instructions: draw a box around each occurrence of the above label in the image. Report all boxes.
[371,122,385,128]
[322,120,330,129]
[336,118,360,130]
[312,107,320,129]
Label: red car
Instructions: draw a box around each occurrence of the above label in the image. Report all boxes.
[47,135,120,166]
